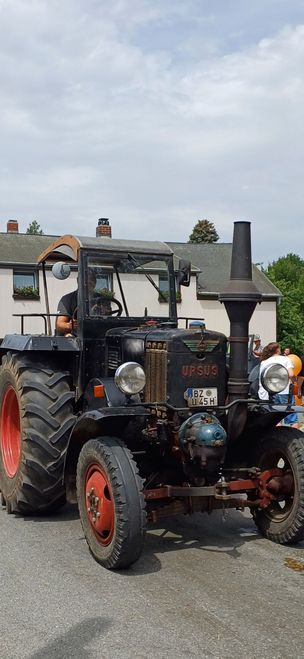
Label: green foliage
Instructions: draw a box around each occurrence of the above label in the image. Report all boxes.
[26,220,44,235]
[264,253,304,354]
[95,288,115,300]
[13,287,39,299]
[188,219,219,244]
[158,291,182,303]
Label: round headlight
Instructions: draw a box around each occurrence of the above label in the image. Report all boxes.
[261,364,289,394]
[114,362,146,395]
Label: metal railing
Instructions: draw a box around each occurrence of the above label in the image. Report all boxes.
[13,313,61,335]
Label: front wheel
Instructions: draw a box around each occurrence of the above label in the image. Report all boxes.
[76,437,146,569]
[253,428,304,544]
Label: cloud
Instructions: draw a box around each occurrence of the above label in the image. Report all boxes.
[0,1,303,264]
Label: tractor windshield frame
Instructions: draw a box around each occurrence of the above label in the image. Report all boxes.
[75,247,178,338]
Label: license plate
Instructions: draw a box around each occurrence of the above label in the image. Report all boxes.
[184,387,218,407]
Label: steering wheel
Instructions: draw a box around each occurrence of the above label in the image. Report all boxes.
[91,297,123,317]
[108,298,123,316]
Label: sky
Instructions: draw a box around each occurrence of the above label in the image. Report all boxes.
[0,0,303,266]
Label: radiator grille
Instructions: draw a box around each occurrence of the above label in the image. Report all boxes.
[144,342,167,402]
[108,347,121,371]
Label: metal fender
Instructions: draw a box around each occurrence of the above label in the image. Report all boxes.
[72,405,149,441]
[63,405,149,493]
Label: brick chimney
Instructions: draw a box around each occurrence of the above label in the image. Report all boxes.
[96,218,112,238]
[7,219,19,233]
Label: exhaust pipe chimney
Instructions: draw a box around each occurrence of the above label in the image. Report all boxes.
[219,221,261,438]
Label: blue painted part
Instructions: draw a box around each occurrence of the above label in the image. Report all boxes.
[179,412,227,448]
[189,320,205,328]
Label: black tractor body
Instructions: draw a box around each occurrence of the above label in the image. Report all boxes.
[1,223,304,569]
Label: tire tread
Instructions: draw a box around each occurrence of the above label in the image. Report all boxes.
[0,351,75,514]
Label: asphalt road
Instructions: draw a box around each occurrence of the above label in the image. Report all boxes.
[1,504,304,659]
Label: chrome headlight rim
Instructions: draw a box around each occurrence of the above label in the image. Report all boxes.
[261,363,289,394]
[114,361,146,396]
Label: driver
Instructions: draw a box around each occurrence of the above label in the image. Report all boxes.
[55,286,78,336]
[56,270,111,336]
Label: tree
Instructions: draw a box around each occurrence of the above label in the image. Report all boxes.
[188,219,219,244]
[26,220,44,235]
[264,253,304,354]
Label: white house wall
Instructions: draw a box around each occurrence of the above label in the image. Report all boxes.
[0,269,78,337]
[175,283,276,344]
[177,297,276,345]
[0,267,276,344]
[249,300,277,345]
[176,279,204,327]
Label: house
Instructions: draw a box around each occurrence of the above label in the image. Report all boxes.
[167,241,282,343]
[0,219,281,343]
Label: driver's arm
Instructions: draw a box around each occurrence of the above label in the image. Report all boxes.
[55,290,77,335]
[56,314,74,336]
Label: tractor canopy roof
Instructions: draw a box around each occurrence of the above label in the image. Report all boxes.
[37,234,173,264]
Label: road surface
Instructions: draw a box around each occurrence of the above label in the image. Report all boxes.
[1,504,304,658]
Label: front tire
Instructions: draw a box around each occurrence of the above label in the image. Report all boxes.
[76,437,146,569]
[253,427,304,544]
[0,352,75,514]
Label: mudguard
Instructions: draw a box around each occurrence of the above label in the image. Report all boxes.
[0,334,79,352]
[65,405,149,479]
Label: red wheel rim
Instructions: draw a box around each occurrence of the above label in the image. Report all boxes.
[0,385,21,478]
[85,464,115,545]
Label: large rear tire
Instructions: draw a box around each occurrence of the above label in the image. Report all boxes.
[77,437,146,569]
[0,352,75,514]
[252,427,304,544]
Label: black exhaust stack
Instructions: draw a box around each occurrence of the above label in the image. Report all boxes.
[219,221,261,439]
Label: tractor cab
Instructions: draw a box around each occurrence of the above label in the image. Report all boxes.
[36,234,193,398]
[37,234,190,338]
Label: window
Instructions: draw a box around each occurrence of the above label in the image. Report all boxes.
[158,275,181,303]
[95,272,112,293]
[13,270,39,299]
[158,274,169,294]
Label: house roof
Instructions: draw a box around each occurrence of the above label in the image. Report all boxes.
[0,232,281,299]
[0,233,58,265]
[167,242,282,299]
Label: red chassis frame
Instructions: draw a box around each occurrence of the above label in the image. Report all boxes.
[144,468,291,522]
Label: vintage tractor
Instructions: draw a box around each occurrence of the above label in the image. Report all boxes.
[0,222,304,569]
